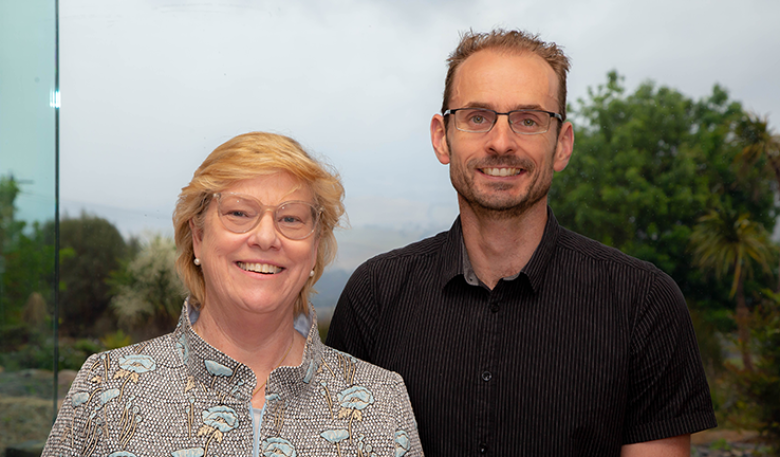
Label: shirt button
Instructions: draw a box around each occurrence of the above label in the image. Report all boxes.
[479,443,489,454]
[490,304,499,313]
[481,370,492,382]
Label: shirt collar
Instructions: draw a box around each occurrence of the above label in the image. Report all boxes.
[438,216,466,289]
[174,299,325,404]
[444,206,561,294]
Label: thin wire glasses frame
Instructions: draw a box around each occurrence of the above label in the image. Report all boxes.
[212,192,322,240]
[444,108,563,135]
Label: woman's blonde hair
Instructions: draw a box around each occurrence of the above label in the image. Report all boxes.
[173,132,345,316]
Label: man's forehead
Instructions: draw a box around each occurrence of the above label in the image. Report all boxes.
[450,48,560,111]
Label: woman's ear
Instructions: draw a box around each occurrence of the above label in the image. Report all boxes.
[190,219,203,260]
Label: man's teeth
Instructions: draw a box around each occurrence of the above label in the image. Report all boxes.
[238,262,282,274]
[482,167,521,177]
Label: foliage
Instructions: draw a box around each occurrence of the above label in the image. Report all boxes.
[736,113,780,188]
[689,309,725,380]
[737,291,780,452]
[0,175,24,251]
[0,175,60,371]
[551,72,779,321]
[109,234,184,339]
[690,207,774,297]
[48,212,128,337]
[689,206,775,370]
[100,329,133,350]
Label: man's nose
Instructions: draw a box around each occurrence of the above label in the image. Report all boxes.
[485,114,518,154]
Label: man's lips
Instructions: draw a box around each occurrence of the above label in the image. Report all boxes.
[479,167,523,177]
[237,261,283,274]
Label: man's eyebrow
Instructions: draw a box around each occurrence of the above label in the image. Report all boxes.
[459,102,493,110]
[511,103,545,111]
[459,102,547,111]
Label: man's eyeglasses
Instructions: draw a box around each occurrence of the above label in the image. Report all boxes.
[443,108,563,135]
[213,192,321,240]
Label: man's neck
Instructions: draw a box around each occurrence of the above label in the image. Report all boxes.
[459,197,548,290]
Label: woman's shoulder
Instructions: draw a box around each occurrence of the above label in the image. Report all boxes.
[74,330,181,379]
[318,344,405,388]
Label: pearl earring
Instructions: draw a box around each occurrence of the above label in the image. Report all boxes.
[194,258,201,266]
[309,270,315,277]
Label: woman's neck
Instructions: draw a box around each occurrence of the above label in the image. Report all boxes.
[192,303,306,408]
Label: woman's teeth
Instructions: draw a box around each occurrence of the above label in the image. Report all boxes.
[237,262,282,274]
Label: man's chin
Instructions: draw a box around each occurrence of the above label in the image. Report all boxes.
[459,190,549,219]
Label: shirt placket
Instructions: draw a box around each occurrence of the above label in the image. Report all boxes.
[475,284,505,456]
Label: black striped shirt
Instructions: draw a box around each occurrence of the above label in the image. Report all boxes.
[327,208,717,456]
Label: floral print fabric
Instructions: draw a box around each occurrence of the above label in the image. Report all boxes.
[42,302,423,457]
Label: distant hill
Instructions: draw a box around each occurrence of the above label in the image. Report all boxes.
[311,268,351,312]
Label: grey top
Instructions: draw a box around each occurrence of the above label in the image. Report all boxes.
[42,301,423,457]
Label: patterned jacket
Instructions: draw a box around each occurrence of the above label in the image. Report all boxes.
[42,302,423,457]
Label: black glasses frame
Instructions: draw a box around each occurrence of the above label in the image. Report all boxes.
[443,108,563,135]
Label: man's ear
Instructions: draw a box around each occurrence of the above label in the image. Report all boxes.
[553,121,574,172]
[431,114,451,165]
[190,218,203,260]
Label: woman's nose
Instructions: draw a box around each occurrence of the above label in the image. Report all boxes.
[248,211,281,249]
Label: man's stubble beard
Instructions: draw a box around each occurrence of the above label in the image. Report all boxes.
[447,137,554,221]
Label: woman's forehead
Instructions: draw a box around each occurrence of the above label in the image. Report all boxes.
[223,171,314,203]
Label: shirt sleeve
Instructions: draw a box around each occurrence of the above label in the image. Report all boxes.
[325,261,378,362]
[42,353,103,457]
[623,271,718,443]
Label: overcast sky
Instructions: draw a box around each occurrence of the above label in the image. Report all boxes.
[53,0,780,238]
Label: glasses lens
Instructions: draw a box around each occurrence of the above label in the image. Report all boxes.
[215,193,319,239]
[276,202,318,239]
[455,109,496,132]
[509,110,550,134]
[217,195,260,233]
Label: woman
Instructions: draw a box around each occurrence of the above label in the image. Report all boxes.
[43,132,423,457]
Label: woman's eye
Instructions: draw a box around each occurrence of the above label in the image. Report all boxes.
[280,215,303,224]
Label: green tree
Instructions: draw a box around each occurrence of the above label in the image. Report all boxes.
[689,207,775,371]
[109,234,184,339]
[550,72,778,318]
[0,175,59,370]
[51,213,128,337]
[735,114,780,291]
[742,292,780,452]
[0,176,57,327]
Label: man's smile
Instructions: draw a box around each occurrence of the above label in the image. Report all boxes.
[480,167,523,177]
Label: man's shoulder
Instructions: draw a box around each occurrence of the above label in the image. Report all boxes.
[361,228,451,267]
[555,225,663,277]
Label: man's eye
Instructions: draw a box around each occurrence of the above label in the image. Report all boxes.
[470,115,486,124]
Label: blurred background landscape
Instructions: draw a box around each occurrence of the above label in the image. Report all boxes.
[2,0,780,456]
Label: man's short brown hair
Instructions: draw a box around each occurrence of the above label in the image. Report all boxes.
[442,29,571,121]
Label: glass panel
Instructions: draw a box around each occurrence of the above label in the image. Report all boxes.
[0,0,58,455]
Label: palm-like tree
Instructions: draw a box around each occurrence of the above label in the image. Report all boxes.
[734,114,780,293]
[690,207,775,371]
[736,114,780,186]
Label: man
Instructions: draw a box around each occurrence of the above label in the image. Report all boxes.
[326,29,716,456]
